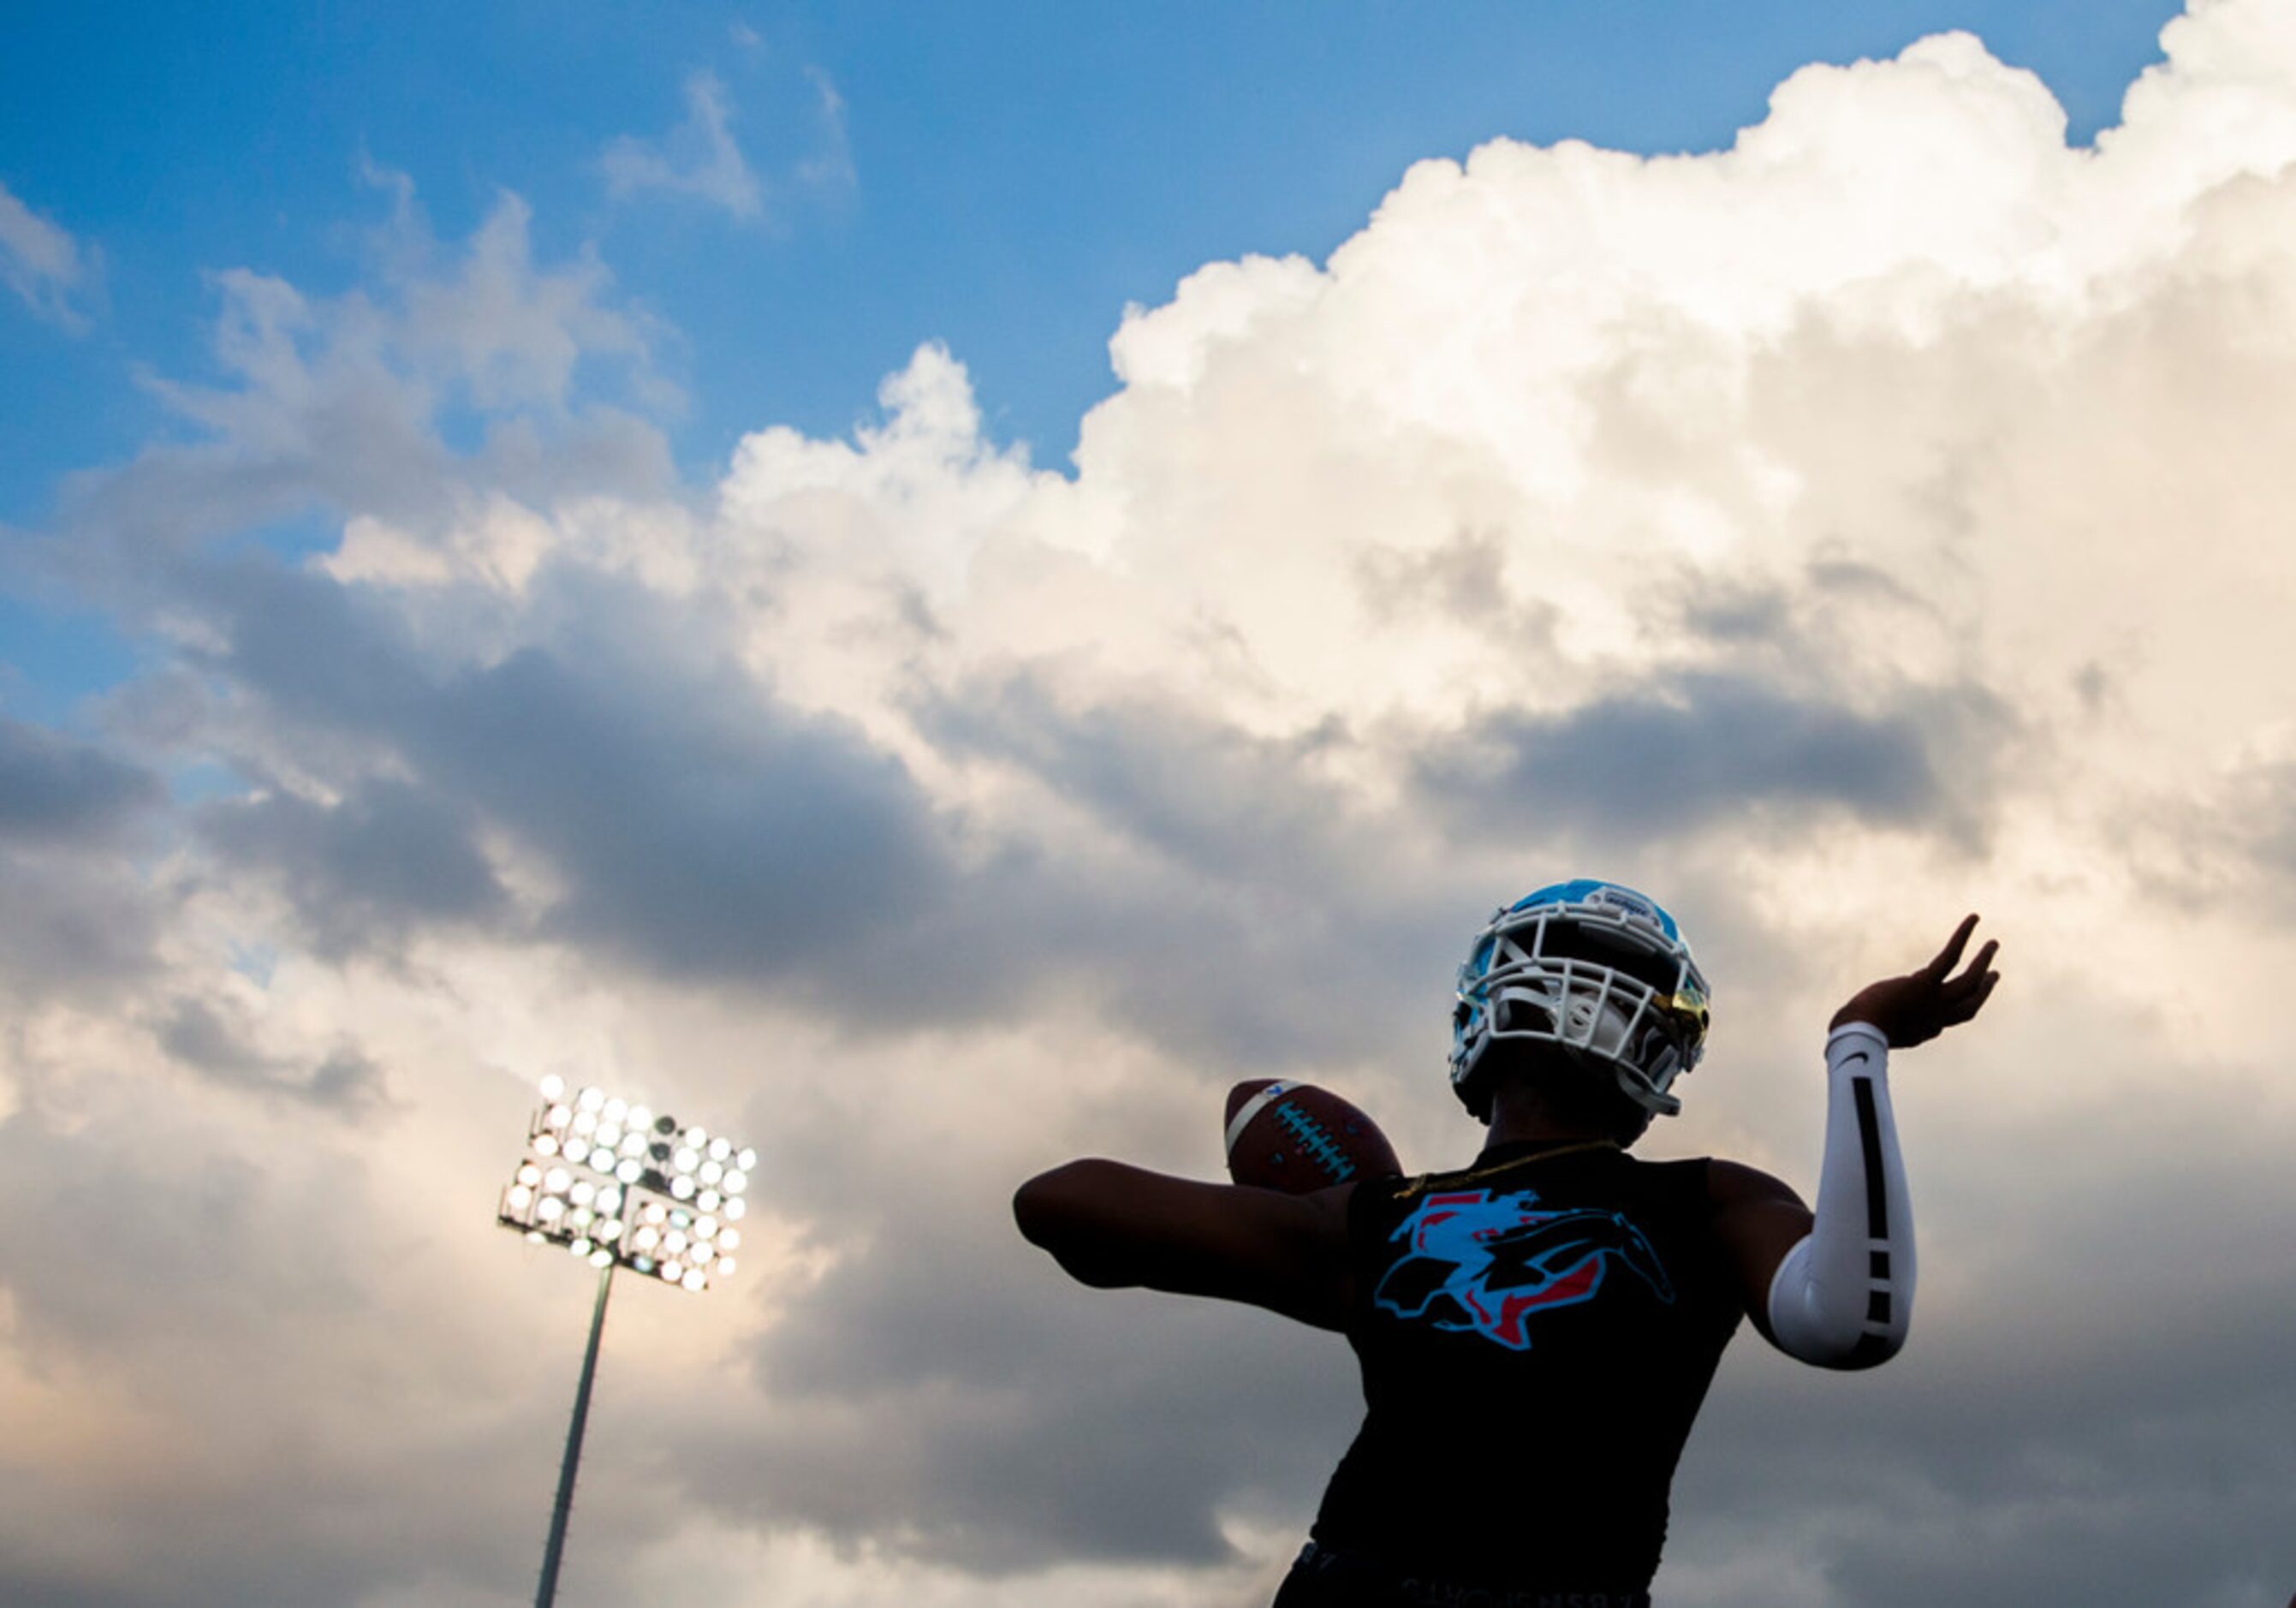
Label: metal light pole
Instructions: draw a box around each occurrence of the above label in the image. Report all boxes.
[496,1074,757,1608]
[534,1260,612,1607]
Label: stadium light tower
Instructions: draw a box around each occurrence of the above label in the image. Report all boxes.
[497,1072,757,1608]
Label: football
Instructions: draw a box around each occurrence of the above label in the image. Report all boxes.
[1224,1080,1402,1194]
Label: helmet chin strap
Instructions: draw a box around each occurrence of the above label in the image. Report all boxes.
[1537,1039,1677,1122]
[1609,1059,1682,1118]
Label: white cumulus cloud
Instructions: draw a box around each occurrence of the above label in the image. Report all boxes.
[602,63,855,223]
[603,70,768,219]
[0,177,98,329]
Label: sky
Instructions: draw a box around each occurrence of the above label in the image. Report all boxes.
[3,2,2295,1605]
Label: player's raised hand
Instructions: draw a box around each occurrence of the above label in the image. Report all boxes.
[1829,914,2001,1050]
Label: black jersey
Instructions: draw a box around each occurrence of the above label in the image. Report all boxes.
[1307,1141,1744,1591]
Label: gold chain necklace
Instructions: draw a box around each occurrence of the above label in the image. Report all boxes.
[1395,1138,1622,1200]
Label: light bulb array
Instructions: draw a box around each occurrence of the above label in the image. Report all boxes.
[496,1074,756,1293]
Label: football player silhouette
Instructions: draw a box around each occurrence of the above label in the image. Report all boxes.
[1016,880,2001,1604]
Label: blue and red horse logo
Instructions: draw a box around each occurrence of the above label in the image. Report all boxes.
[1373,1187,1674,1349]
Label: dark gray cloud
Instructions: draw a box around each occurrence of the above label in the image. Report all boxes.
[682,1162,1361,1574]
[1413,671,2010,844]
[127,542,1909,1102]
[178,556,433,732]
[1654,1089,2296,1608]
[2115,754,2296,920]
[1679,585,1795,646]
[0,717,163,845]
[170,555,963,994]
[0,1523,438,1608]
[153,995,391,1116]
[430,641,952,983]
[1671,1294,2296,1607]
[911,670,1478,1066]
[199,777,509,959]
[1353,527,1561,646]
[742,1301,1353,1573]
[921,670,1360,885]
[162,543,1880,1104]
[2210,757,2296,912]
[153,558,1478,1074]
[0,849,164,1001]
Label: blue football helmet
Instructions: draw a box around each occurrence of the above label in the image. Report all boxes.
[1450,878,1711,1121]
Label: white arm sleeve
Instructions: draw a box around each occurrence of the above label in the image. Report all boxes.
[1764,1021,1914,1367]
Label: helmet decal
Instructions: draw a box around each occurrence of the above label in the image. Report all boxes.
[1505,878,1679,943]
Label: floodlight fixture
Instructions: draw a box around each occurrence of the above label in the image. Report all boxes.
[498,1079,757,1295]
[495,1075,757,1608]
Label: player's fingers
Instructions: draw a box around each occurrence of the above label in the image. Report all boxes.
[1924,914,1981,981]
[1948,970,2002,1022]
[1947,939,2000,994]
